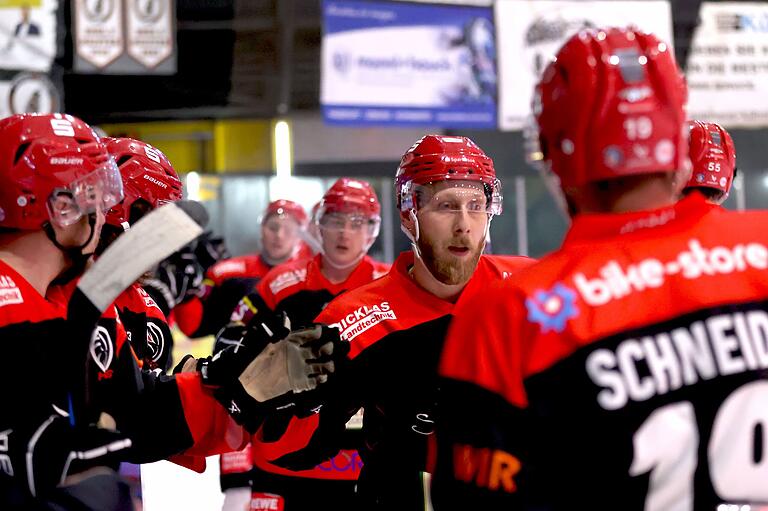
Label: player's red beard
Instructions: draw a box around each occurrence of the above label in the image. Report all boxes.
[417,233,484,285]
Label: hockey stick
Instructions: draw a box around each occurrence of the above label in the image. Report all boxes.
[69,200,204,323]
[65,201,205,423]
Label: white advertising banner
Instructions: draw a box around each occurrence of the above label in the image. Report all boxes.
[322,0,498,128]
[687,2,768,128]
[495,0,673,130]
[0,0,58,72]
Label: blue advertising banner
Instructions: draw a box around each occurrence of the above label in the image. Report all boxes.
[321,0,497,128]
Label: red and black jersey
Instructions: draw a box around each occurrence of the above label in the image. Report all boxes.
[0,260,71,437]
[47,279,247,472]
[0,261,79,504]
[174,252,282,338]
[434,194,768,510]
[246,253,390,328]
[114,283,173,371]
[269,251,532,509]
[218,253,389,508]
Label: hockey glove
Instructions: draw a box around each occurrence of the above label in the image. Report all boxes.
[6,414,132,498]
[194,231,231,272]
[203,324,346,432]
[141,250,205,314]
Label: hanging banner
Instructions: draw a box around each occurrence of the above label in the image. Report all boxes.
[74,0,124,69]
[125,0,174,69]
[687,2,768,128]
[495,0,673,131]
[74,0,175,74]
[321,0,497,128]
[0,0,57,72]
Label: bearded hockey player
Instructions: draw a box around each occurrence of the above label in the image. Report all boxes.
[261,136,531,510]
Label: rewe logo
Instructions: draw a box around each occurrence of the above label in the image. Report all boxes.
[574,239,768,306]
[250,493,284,511]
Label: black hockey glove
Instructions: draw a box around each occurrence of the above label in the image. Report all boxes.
[4,414,132,498]
[194,231,231,272]
[201,320,347,432]
[141,250,205,314]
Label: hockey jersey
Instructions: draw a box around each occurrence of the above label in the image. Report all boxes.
[47,279,247,472]
[271,251,532,509]
[174,252,296,338]
[218,253,389,508]
[434,194,768,510]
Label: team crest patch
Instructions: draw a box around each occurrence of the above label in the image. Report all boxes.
[147,322,165,362]
[90,325,114,372]
[525,283,578,333]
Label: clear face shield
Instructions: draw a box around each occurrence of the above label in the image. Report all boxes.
[46,159,124,228]
[399,179,502,263]
[316,205,381,270]
[262,214,301,237]
[411,180,502,217]
[260,213,303,263]
[399,179,502,285]
[318,212,380,238]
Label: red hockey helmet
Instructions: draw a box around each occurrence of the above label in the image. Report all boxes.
[532,27,688,189]
[0,113,123,231]
[685,120,736,200]
[103,137,182,229]
[263,199,308,227]
[316,178,380,238]
[318,178,380,218]
[395,134,502,215]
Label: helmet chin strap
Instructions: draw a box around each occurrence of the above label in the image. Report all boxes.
[44,213,98,284]
[402,208,422,259]
[483,213,493,241]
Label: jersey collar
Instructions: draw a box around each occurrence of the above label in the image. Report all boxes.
[563,193,716,245]
[390,251,498,313]
[309,253,375,292]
